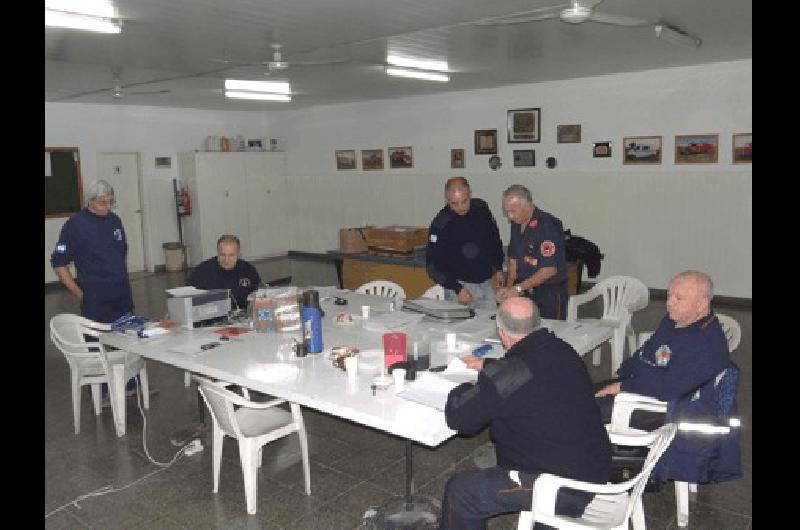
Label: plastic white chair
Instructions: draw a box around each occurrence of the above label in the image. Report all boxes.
[195,376,310,515]
[716,313,741,352]
[516,423,677,530]
[566,275,649,374]
[49,313,150,437]
[356,280,406,299]
[421,284,445,299]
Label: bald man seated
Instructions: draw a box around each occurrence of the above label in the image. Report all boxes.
[595,270,741,486]
[439,297,611,529]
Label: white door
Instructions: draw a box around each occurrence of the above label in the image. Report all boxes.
[97,153,146,273]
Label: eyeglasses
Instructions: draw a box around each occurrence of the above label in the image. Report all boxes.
[93,196,116,207]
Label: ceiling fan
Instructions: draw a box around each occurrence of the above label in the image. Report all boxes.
[211,43,349,75]
[475,0,649,28]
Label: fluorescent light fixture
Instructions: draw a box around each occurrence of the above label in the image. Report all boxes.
[45,10,121,33]
[654,24,702,48]
[385,67,449,82]
[224,79,291,94]
[386,54,449,73]
[45,0,116,18]
[225,91,291,102]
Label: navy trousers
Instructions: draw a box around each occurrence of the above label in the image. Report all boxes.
[439,467,592,530]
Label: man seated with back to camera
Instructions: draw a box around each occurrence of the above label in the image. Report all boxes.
[440,297,611,529]
[594,270,741,486]
[187,234,262,320]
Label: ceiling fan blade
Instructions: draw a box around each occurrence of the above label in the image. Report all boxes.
[474,4,567,26]
[589,11,650,27]
[128,89,171,95]
[285,57,350,67]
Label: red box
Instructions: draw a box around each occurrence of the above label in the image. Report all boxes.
[383,332,407,368]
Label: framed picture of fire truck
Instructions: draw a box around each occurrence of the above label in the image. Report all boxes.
[623,136,662,164]
[675,134,719,164]
[732,133,752,164]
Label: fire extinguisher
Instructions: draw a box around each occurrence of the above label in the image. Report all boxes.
[177,187,192,215]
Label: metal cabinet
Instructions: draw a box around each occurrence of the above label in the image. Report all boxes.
[179,152,288,266]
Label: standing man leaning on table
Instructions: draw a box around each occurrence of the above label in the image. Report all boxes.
[496,184,569,320]
[439,297,612,529]
[426,177,505,310]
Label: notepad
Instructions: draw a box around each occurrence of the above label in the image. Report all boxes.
[396,366,477,411]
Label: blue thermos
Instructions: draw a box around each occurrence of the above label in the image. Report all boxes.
[301,306,323,353]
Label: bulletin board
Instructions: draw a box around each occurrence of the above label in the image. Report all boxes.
[45,147,83,217]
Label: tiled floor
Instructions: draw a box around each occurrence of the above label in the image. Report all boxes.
[44,262,752,529]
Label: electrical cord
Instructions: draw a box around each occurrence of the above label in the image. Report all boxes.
[45,350,199,520]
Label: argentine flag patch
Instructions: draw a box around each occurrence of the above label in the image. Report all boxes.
[55,244,67,253]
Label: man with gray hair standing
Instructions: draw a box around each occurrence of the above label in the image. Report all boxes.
[51,179,134,323]
[496,184,569,320]
[440,297,611,529]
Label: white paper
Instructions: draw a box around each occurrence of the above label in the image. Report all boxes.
[397,371,462,411]
[166,286,209,297]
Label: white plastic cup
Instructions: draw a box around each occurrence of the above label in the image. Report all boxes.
[446,332,457,351]
[393,368,406,391]
[345,356,358,381]
[361,305,370,319]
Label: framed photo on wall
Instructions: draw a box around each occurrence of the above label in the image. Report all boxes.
[557,124,581,143]
[732,133,752,164]
[451,148,465,169]
[475,129,498,154]
[361,149,384,170]
[623,136,662,165]
[335,149,357,170]
[507,108,540,143]
[593,142,612,158]
[388,146,413,168]
[513,150,535,167]
[675,134,719,164]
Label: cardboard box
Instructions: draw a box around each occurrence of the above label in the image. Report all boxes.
[248,287,301,332]
[339,227,370,253]
[365,226,428,254]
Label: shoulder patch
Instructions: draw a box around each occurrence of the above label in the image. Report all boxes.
[429,234,437,243]
[484,357,533,399]
[528,218,538,229]
[655,344,672,366]
[540,240,556,257]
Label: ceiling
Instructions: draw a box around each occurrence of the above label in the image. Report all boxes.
[45,0,752,111]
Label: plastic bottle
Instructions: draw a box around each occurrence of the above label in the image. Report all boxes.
[301,307,323,353]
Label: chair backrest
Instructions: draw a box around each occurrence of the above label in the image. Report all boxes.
[715,313,741,352]
[421,284,445,300]
[594,276,649,321]
[713,365,739,419]
[195,376,245,438]
[49,313,110,360]
[622,423,678,519]
[356,280,407,299]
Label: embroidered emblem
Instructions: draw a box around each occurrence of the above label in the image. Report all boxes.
[540,240,555,257]
[239,278,251,287]
[523,256,538,267]
[429,234,437,243]
[113,228,123,241]
[528,219,538,229]
[55,244,66,253]
[655,344,672,366]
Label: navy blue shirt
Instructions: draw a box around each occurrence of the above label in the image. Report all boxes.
[618,313,730,403]
[187,257,261,310]
[426,198,504,293]
[509,208,567,286]
[445,328,611,484]
[50,209,133,322]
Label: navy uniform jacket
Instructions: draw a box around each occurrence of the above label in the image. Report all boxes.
[426,198,504,293]
[188,257,261,310]
[445,328,612,485]
[50,209,133,323]
[618,313,742,484]
[508,208,567,286]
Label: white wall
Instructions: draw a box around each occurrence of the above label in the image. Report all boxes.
[45,103,275,282]
[273,59,751,298]
[45,59,752,298]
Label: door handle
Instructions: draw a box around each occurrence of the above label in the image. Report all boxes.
[135,209,142,213]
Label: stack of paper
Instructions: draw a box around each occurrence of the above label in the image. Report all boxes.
[397,359,479,410]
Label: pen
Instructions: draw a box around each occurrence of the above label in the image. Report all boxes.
[472,344,493,357]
